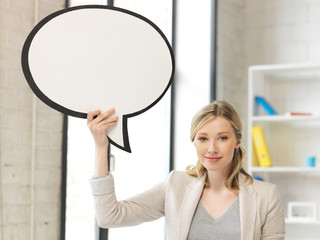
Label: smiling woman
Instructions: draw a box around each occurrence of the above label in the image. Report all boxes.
[186,101,252,191]
[193,117,241,180]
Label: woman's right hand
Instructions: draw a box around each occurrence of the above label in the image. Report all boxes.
[87,108,119,148]
[87,109,118,176]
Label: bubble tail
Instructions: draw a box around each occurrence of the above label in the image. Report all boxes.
[108,116,131,153]
[109,138,131,153]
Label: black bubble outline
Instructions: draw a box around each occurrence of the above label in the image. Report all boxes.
[21,5,175,153]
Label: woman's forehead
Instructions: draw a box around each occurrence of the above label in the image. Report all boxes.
[198,117,234,132]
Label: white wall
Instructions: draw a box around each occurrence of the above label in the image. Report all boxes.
[216,0,247,146]
[244,0,320,66]
[218,1,320,239]
[0,1,65,239]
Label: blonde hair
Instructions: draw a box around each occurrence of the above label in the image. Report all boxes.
[186,100,253,191]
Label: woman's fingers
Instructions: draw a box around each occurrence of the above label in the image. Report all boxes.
[87,109,101,125]
[88,108,115,124]
[100,116,118,130]
[87,108,118,133]
[87,109,119,147]
[101,115,118,125]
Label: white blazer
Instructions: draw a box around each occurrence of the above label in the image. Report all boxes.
[89,171,285,240]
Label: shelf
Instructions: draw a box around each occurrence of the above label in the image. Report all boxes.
[251,166,320,173]
[285,219,320,225]
[249,63,320,73]
[252,115,320,122]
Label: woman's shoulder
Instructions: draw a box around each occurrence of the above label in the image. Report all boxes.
[250,179,282,200]
[240,173,280,197]
[240,173,275,190]
[166,170,199,186]
[167,170,197,180]
[252,178,276,190]
[164,171,203,203]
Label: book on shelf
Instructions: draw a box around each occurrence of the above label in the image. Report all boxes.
[252,125,273,167]
[255,96,278,115]
[285,112,312,116]
[251,148,260,167]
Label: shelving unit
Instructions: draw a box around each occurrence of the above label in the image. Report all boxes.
[247,64,320,239]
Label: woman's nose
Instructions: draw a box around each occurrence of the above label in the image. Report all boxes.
[208,140,218,154]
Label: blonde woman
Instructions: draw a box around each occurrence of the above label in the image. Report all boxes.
[88,101,285,240]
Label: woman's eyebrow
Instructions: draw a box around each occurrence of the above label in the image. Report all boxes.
[197,131,231,135]
[196,132,208,135]
[217,131,230,135]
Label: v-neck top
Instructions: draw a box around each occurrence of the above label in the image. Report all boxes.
[187,197,241,240]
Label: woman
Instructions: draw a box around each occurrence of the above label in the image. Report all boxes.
[88,101,285,240]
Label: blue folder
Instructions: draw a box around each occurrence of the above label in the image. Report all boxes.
[255,96,278,115]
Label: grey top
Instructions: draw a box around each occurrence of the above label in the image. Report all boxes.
[187,197,241,240]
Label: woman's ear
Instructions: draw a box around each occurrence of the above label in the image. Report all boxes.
[235,139,241,149]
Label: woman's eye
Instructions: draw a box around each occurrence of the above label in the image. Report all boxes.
[199,137,207,141]
[219,136,228,141]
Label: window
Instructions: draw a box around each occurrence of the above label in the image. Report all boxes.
[65,0,173,239]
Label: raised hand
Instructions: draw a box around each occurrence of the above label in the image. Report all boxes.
[87,108,118,176]
[87,108,119,147]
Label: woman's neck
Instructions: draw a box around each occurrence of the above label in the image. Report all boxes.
[206,171,228,192]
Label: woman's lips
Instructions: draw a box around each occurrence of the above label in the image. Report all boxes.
[206,156,221,162]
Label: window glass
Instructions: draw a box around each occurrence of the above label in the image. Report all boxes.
[66,0,172,239]
[66,116,96,239]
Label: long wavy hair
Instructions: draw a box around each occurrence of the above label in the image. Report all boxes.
[186,100,253,191]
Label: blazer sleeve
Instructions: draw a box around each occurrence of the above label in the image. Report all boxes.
[261,184,285,240]
[89,173,169,228]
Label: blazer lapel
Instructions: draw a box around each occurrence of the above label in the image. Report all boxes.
[178,178,204,240]
[239,176,257,240]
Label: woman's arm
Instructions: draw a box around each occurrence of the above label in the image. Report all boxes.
[88,109,166,228]
[261,184,285,240]
[90,175,166,228]
[87,109,118,177]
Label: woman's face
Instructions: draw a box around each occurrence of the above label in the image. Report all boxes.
[194,117,240,174]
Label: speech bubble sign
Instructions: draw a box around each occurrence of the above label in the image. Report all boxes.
[21,5,174,153]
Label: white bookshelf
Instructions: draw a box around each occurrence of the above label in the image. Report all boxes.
[285,219,320,225]
[247,63,320,238]
[251,166,320,173]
